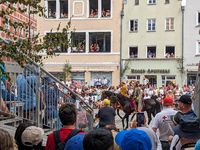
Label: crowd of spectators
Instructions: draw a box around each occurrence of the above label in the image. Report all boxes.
[1,100,200,150]
[1,63,200,150]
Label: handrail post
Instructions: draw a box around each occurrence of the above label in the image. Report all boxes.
[36,66,41,127]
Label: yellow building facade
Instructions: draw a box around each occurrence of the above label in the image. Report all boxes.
[38,0,122,86]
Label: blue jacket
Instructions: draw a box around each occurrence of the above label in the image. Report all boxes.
[185,110,197,117]
[16,75,36,110]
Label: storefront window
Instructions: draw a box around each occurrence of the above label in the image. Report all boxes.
[71,72,85,83]
[71,32,86,53]
[127,75,140,84]
[187,75,196,86]
[89,32,111,52]
[162,75,176,86]
[91,72,112,86]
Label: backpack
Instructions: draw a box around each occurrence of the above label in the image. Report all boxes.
[53,129,83,150]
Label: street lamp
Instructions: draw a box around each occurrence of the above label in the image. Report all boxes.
[181,0,186,75]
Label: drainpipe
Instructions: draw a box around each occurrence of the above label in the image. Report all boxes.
[120,7,124,83]
[181,0,186,84]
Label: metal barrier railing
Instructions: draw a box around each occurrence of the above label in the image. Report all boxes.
[0,57,94,133]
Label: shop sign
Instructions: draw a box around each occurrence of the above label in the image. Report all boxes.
[131,69,170,74]
[187,63,199,66]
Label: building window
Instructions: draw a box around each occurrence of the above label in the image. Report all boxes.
[135,0,139,5]
[19,26,23,37]
[89,0,98,18]
[165,46,175,58]
[48,1,56,18]
[127,76,140,84]
[13,20,18,35]
[30,6,33,18]
[13,3,17,9]
[34,13,37,20]
[34,29,37,37]
[89,0,111,18]
[130,20,138,32]
[148,0,156,4]
[197,12,200,26]
[166,18,175,30]
[162,76,176,86]
[197,41,200,54]
[30,28,33,38]
[19,3,23,10]
[5,17,10,30]
[71,32,86,53]
[47,33,68,53]
[165,0,169,4]
[147,19,156,31]
[129,47,138,58]
[5,1,10,5]
[147,46,156,58]
[25,5,28,16]
[25,27,29,38]
[89,32,111,52]
[102,0,111,18]
[60,0,68,18]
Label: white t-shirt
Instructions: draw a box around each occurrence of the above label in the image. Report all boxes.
[170,135,181,150]
[129,89,133,95]
[154,89,158,96]
[102,79,107,85]
[144,88,150,94]
[144,95,151,100]
[143,79,149,85]
[85,96,90,101]
[149,90,153,97]
[66,81,71,87]
[152,108,177,141]
[160,89,164,95]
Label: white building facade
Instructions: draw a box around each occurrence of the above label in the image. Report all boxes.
[184,0,200,85]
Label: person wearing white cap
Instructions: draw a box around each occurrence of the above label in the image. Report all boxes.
[21,126,44,149]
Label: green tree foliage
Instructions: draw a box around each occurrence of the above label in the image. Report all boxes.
[60,60,72,82]
[0,0,75,80]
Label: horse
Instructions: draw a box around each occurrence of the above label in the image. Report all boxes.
[102,91,158,129]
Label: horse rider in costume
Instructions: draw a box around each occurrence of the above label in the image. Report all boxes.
[133,81,142,112]
[120,82,127,96]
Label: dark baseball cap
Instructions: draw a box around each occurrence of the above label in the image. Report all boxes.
[170,111,184,125]
[177,95,192,104]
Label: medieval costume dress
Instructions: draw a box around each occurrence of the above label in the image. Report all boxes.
[133,87,142,111]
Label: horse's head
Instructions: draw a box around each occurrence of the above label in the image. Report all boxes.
[101,91,113,100]
[110,94,118,104]
[101,91,106,100]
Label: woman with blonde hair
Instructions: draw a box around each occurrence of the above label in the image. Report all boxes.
[0,128,18,150]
